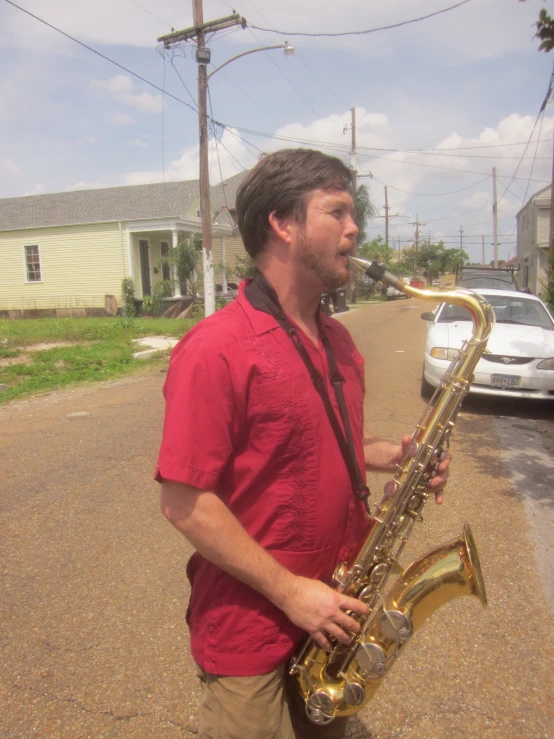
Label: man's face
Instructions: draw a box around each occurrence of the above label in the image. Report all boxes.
[292,188,358,291]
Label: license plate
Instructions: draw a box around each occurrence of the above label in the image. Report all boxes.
[490,374,521,388]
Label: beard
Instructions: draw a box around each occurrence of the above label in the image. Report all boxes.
[296,230,349,291]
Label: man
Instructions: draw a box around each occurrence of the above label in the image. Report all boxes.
[156,149,449,739]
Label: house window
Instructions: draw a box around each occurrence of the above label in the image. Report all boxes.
[196,208,201,218]
[160,241,171,281]
[24,245,41,281]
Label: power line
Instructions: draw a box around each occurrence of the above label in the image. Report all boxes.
[4,0,201,116]
[126,0,174,29]
[249,0,472,37]
[370,174,491,197]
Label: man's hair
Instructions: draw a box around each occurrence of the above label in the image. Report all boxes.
[236,148,354,258]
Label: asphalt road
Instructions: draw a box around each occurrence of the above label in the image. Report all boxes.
[1,298,553,739]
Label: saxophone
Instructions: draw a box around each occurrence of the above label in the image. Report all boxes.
[289,257,494,725]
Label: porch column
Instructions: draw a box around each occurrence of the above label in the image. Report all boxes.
[171,229,183,298]
[220,236,228,294]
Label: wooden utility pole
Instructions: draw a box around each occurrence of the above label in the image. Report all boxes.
[459,225,464,265]
[349,107,357,303]
[492,166,498,268]
[384,186,389,247]
[549,125,554,303]
[411,215,425,277]
[482,234,485,266]
[158,7,246,316]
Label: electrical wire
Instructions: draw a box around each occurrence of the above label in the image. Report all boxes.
[243,24,321,117]
[167,53,198,110]
[248,0,472,37]
[370,175,491,197]
[126,0,174,29]
[3,0,202,117]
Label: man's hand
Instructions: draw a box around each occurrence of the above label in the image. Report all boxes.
[278,576,369,651]
[397,435,451,505]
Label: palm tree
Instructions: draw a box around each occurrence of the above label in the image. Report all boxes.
[350,184,376,302]
[354,184,376,246]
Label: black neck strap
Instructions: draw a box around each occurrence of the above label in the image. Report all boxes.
[245,271,370,505]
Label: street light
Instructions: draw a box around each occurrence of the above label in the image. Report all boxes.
[197,41,294,317]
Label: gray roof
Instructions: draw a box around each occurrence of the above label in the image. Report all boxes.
[0,171,251,233]
[0,180,202,232]
[212,171,247,211]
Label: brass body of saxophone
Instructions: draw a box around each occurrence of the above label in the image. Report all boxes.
[289,257,494,725]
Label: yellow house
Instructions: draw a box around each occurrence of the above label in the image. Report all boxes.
[0,173,249,317]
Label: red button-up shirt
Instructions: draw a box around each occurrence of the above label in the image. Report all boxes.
[155,281,369,675]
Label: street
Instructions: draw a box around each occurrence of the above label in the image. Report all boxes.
[1,299,553,739]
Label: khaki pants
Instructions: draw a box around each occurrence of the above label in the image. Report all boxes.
[195,664,349,739]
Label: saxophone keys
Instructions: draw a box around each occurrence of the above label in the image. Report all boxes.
[355,642,387,679]
[383,480,398,500]
[306,692,335,724]
[343,681,365,706]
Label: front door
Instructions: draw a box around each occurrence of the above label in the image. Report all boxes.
[139,240,151,296]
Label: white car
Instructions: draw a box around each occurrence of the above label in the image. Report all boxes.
[420,289,554,400]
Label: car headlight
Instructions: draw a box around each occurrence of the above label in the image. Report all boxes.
[430,347,460,360]
[537,358,554,370]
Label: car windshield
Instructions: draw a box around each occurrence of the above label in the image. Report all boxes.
[436,295,554,330]
[456,270,517,290]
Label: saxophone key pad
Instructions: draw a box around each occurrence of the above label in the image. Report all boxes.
[379,610,413,644]
[355,642,387,679]
[307,692,335,724]
[343,681,365,706]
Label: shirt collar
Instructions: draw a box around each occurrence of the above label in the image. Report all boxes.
[237,278,282,336]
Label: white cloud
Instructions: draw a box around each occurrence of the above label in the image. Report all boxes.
[127,138,150,148]
[3,0,545,60]
[121,127,256,186]
[91,75,163,113]
[107,112,135,125]
[0,157,24,178]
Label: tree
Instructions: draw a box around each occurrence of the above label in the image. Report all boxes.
[395,242,469,283]
[519,1,554,52]
[354,184,376,245]
[358,236,395,268]
[160,239,198,296]
[350,185,376,303]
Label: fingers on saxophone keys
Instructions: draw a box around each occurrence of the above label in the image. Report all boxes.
[313,631,333,651]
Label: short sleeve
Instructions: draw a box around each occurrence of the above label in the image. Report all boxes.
[154,334,239,490]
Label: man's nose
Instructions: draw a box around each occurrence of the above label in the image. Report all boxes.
[345,214,359,238]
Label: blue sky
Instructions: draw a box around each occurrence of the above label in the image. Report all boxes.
[1,0,553,263]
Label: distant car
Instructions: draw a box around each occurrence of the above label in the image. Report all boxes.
[420,289,554,400]
[385,285,409,300]
[455,266,529,292]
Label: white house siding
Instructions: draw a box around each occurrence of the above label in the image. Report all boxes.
[0,222,129,313]
[516,186,551,296]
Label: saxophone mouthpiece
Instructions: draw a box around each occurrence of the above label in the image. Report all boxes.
[348,257,395,287]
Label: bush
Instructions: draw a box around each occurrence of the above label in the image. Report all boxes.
[121,278,136,318]
[357,281,377,300]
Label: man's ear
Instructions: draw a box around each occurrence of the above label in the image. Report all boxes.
[267,210,294,245]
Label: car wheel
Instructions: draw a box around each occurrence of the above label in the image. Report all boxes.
[420,368,435,399]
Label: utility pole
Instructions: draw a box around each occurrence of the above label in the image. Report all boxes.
[482,234,485,266]
[549,116,554,303]
[346,107,358,303]
[459,225,464,265]
[411,215,426,277]
[492,166,498,268]
[384,186,389,247]
[158,7,246,317]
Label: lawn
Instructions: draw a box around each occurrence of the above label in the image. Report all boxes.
[0,316,198,403]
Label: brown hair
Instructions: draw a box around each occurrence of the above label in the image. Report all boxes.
[236,148,353,258]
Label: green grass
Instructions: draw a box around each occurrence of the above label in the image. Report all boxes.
[0,316,197,349]
[0,316,200,403]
